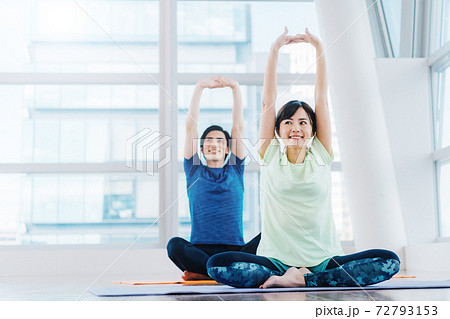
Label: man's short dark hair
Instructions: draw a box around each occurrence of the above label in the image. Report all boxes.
[200,125,232,149]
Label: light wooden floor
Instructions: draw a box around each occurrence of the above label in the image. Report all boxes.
[2,270,450,301]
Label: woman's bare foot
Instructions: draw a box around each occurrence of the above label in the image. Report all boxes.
[182,271,211,281]
[259,267,307,288]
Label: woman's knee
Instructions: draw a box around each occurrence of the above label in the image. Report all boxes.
[371,249,400,262]
[383,250,400,262]
[356,249,401,262]
[206,252,232,269]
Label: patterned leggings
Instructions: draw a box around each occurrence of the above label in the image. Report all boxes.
[206,249,400,288]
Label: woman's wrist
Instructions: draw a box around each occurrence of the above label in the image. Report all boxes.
[229,81,239,89]
[270,44,281,53]
[195,82,206,89]
[313,42,324,52]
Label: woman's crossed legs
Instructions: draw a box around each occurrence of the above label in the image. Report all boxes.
[207,249,400,288]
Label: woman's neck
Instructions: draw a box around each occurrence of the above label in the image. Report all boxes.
[286,146,307,164]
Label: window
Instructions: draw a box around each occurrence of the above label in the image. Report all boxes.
[380,0,402,57]
[0,0,159,73]
[429,0,450,55]
[429,0,450,237]
[178,1,319,73]
[0,82,160,244]
[432,63,450,150]
[431,59,450,237]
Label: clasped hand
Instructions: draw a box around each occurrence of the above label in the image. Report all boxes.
[272,27,322,51]
[197,75,238,89]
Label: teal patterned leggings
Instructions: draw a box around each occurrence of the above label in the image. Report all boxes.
[206,249,400,288]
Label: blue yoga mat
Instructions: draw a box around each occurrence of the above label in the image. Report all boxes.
[90,280,450,297]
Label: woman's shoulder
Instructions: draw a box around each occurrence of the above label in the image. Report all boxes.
[260,137,281,163]
[311,137,333,165]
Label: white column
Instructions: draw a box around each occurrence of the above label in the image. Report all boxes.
[315,0,408,254]
[159,0,178,246]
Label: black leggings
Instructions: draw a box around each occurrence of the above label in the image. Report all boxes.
[166,233,261,275]
[206,249,400,288]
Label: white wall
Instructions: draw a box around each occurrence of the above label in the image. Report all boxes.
[0,245,181,278]
[376,58,437,245]
[405,242,450,273]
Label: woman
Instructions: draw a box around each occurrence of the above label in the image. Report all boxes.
[167,75,260,281]
[206,29,400,288]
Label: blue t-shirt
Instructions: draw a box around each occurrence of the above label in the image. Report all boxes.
[184,153,245,245]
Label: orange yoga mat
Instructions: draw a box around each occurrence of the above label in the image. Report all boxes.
[112,280,221,286]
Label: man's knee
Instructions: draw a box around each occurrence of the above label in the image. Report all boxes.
[166,237,187,258]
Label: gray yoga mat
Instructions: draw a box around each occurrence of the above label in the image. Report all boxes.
[90,280,450,297]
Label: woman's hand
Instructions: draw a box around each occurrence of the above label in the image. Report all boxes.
[272,27,323,51]
[271,27,305,51]
[302,28,323,49]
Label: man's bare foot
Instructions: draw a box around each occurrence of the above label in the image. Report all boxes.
[182,271,211,281]
[259,267,307,288]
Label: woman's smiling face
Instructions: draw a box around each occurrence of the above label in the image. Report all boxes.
[278,107,313,147]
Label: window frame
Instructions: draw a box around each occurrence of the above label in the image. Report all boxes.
[429,46,450,239]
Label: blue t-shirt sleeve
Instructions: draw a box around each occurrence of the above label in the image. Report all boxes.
[184,153,202,182]
[227,153,245,175]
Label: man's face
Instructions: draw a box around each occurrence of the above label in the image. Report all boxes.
[202,130,229,162]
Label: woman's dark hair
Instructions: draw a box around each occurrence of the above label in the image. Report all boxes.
[275,100,316,134]
[200,125,231,149]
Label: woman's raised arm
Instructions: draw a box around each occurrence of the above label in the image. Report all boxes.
[303,28,332,156]
[259,27,303,158]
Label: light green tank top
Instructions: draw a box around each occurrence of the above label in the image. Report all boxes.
[256,137,344,268]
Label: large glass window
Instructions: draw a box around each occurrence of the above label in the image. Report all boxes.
[178,1,319,73]
[444,0,450,47]
[433,64,450,150]
[0,173,159,245]
[429,0,450,55]
[0,85,159,164]
[0,174,22,244]
[380,0,402,57]
[0,83,160,244]
[432,59,450,237]
[428,1,450,238]
[0,0,159,73]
